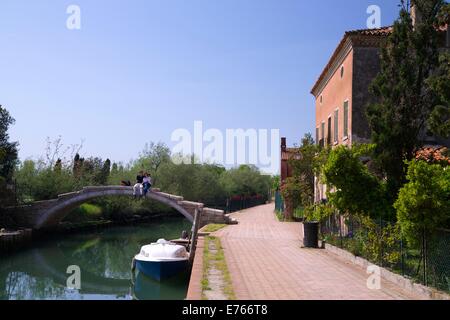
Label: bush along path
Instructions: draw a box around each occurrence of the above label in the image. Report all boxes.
[202,236,235,300]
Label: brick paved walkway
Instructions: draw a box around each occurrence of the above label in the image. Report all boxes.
[214,204,423,300]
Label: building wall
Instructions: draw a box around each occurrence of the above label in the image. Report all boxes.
[315,49,353,148]
[351,47,382,143]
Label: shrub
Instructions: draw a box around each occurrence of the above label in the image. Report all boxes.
[394,160,450,247]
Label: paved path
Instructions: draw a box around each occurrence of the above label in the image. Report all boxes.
[214,204,423,300]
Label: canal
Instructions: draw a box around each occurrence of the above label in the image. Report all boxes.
[0,217,192,300]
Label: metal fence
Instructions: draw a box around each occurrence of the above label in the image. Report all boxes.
[274,190,284,213]
[320,213,450,293]
[225,195,267,213]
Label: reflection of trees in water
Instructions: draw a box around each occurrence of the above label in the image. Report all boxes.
[3,272,66,300]
[64,220,191,279]
[0,218,191,300]
[67,237,134,279]
[131,272,189,301]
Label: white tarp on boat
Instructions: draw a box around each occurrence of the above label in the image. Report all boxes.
[137,239,188,261]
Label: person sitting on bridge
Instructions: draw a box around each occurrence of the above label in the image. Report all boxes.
[142,172,152,196]
[133,171,144,199]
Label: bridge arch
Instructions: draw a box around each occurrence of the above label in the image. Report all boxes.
[34,186,195,230]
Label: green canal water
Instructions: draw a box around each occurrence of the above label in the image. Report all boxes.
[0,218,192,300]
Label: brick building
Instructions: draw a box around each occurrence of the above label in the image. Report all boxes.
[280,137,301,185]
[311,27,393,149]
[310,6,449,203]
[310,26,394,202]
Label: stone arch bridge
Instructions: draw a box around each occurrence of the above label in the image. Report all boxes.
[8,186,237,230]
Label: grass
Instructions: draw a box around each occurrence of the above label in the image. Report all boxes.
[201,224,227,233]
[201,237,211,300]
[64,203,103,223]
[201,236,236,300]
[79,203,103,217]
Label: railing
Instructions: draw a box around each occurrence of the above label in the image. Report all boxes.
[274,191,284,213]
[320,213,450,293]
[225,195,267,213]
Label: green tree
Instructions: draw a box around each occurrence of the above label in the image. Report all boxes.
[136,142,171,185]
[219,165,271,199]
[97,158,111,185]
[427,52,450,137]
[426,2,450,137]
[73,153,84,178]
[82,157,103,185]
[279,134,318,220]
[320,144,391,220]
[366,0,447,201]
[111,162,119,176]
[54,158,62,174]
[14,160,37,202]
[280,177,302,219]
[0,105,18,182]
[156,161,227,206]
[394,160,450,246]
[289,133,317,207]
[31,167,75,200]
[0,105,19,207]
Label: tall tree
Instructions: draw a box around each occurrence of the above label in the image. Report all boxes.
[427,2,450,137]
[72,153,84,179]
[427,52,450,137]
[289,133,317,207]
[97,158,111,185]
[367,0,447,201]
[280,133,318,220]
[137,142,171,185]
[111,162,119,175]
[54,158,62,174]
[0,105,18,206]
[0,105,18,182]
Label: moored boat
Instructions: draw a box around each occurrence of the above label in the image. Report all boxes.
[133,239,189,281]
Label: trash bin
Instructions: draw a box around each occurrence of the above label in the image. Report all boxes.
[303,222,319,248]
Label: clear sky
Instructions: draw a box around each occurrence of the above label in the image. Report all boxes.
[0,0,401,173]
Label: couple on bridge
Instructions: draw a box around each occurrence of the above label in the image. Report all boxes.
[133,171,152,199]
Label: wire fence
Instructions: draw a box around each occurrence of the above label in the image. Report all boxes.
[320,213,450,293]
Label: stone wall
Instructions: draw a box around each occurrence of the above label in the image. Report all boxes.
[200,208,237,227]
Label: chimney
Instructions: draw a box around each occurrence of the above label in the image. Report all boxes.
[281,137,287,152]
[410,1,422,27]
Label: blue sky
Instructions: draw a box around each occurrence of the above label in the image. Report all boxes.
[0,0,400,172]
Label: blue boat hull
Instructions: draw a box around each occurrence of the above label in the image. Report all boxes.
[136,259,188,281]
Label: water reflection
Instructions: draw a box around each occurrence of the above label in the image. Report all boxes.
[131,272,190,301]
[0,218,191,300]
